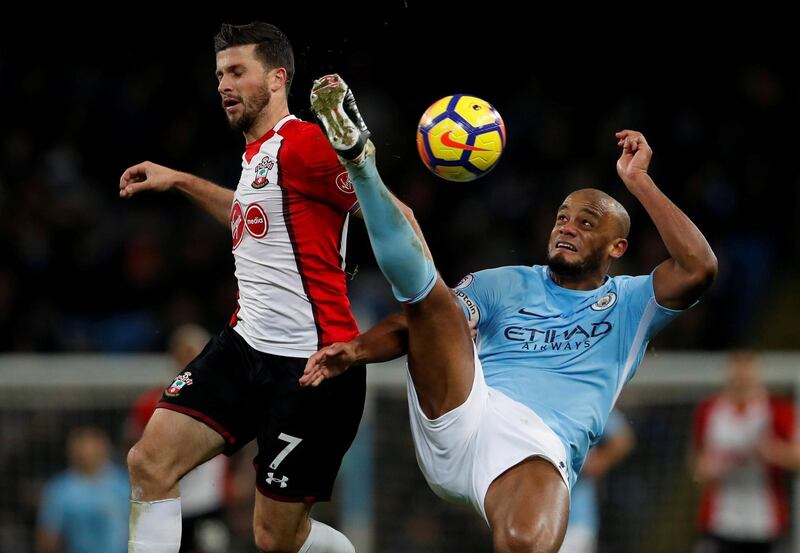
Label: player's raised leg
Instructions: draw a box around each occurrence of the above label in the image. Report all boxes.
[310,74,474,418]
[485,458,570,553]
[127,409,225,553]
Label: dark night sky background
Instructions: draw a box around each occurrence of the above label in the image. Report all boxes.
[1,9,797,351]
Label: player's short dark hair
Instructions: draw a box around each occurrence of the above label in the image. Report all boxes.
[214,22,295,92]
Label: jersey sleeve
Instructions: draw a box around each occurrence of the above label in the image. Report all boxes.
[280,124,359,213]
[616,271,684,341]
[451,269,505,333]
[770,398,796,441]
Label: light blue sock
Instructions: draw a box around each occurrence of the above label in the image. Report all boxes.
[346,154,436,303]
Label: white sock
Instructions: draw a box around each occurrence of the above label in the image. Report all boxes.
[128,498,182,553]
[298,520,356,553]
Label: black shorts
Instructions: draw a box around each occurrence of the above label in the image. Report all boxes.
[157,326,366,502]
[697,535,776,553]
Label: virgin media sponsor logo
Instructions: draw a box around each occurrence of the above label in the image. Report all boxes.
[231,201,244,249]
[245,204,268,238]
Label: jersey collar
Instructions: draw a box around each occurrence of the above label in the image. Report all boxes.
[244,114,297,163]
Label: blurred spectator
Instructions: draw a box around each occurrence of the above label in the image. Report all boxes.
[36,426,129,553]
[1,19,797,354]
[126,324,230,553]
[691,351,798,553]
[559,409,634,553]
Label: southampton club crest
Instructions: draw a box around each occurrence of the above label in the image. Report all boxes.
[251,156,275,189]
[165,371,194,397]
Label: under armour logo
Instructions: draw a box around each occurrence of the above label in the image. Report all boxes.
[559,461,566,470]
[266,472,289,488]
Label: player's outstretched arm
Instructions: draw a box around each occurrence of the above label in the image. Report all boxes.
[120,161,233,226]
[299,313,408,387]
[758,434,800,471]
[615,130,718,310]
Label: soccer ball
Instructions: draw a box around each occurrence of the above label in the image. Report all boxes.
[416,95,506,182]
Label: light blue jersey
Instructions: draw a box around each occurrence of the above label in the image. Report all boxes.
[39,463,130,553]
[454,264,680,484]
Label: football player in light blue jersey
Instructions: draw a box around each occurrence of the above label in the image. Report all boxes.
[306,75,717,553]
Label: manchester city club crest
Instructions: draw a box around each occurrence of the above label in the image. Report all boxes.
[591,292,617,311]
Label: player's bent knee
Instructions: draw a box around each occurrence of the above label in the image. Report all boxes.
[493,519,563,553]
[253,524,297,553]
[126,442,180,494]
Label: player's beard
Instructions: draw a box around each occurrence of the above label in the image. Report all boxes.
[228,85,271,134]
[546,246,605,280]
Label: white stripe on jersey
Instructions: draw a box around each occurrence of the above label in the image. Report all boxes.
[613,297,658,403]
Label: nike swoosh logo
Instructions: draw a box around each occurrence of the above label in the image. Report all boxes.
[441,130,490,151]
[517,308,549,318]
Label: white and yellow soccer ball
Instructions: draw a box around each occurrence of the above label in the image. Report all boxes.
[416,95,506,182]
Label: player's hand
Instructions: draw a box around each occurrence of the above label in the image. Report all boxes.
[757,435,795,468]
[300,342,358,387]
[693,451,731,484]
[467,315,478,340]
[119,161,180,198]
[615,130,652,185]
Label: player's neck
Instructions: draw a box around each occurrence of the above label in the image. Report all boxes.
[549,270,606,291]
[244,99,290,144]
[72,460,107,477]
[726,386,766,406]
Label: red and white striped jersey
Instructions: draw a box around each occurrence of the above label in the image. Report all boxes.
[229,114,360,357]
[693,394,795,540]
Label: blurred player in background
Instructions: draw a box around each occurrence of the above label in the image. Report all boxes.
[37,427,129,553]
[304,74,717,552]
[692,350,800,553]
[126,325,229,553]
[119,23,365,553]
[558,410,634,553]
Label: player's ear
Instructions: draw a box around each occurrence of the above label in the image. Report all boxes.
[270,67,288,92]
[609,238,628,259]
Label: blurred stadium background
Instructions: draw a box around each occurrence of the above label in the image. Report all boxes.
[1,9,797,553]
